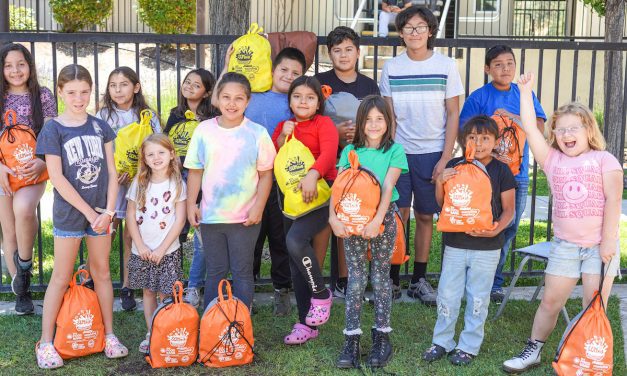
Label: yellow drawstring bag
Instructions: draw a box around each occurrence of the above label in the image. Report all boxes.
[274,133,331,219]
[114,109,154,179]
[168,110,199,158]
[228,23,272,93]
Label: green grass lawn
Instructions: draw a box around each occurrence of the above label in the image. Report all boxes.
[0,298,624,375]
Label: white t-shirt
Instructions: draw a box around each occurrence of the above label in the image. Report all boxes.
[126,178,187,256]
[96,106,161,134]
[380,51,464,154]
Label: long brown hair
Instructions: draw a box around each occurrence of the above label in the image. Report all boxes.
[547,102,606,151]
[352,95,396,152]
[0,43,46,134]
[101,66,159,125]
[133,134,183,209]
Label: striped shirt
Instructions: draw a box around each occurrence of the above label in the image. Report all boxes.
[380,51,463,154]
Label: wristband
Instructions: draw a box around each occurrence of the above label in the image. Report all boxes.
[95,207,116,222]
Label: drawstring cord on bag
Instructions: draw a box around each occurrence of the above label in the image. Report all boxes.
[199,300,257,364]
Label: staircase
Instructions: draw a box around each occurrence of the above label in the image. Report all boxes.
[358,0,451,81]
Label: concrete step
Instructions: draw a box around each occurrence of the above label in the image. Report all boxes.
[366,45,405,56]
[360,68,383,81]
[363,54,394,69]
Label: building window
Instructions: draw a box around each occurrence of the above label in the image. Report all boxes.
[476,0,499,12]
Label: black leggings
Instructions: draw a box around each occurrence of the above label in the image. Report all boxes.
[283,205,329,324]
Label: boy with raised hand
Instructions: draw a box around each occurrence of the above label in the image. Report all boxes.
[379,6,463,305]
[315,26,379,298]
[459,45,546,302]
[245,47,307,316]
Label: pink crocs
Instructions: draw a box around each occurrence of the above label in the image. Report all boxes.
[305,289,332,326]
[36,342,63,369]
[284,323,319,345]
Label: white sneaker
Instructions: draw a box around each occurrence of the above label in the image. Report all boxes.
[183,287,200,308]
[139,333,150,354]
[502,339,543,373]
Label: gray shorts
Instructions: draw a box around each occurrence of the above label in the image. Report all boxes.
[545,237,620,279]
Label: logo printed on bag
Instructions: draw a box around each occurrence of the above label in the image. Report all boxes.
[449,184,473,208]
[236,46,253,64]
[584,336,608,361]
[167,328,190,348]
[72,309,94,331]
[340,193,362,215]
[13,143,33,165]
[171,130,191,151]
[285,156,305,174]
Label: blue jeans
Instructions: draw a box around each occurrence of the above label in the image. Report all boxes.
[187,231,205,289]
[492,180,528,290]
[433,246,500,355]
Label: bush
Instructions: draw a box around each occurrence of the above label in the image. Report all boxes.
[10,5,37,31]
[137,0,196,34]
[49,0,113,33]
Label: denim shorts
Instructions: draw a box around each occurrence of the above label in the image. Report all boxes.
[53,224,111,238]
[545,238,621,279]
[396,152,442,214]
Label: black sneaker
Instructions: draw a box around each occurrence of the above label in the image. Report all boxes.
[391,284,402,301]
[15,291,34,315]
[11,252,31,296]
[491,288,505,303]
[449,349,475,366]
[120,287,137,311]
[332,281,347,298]
[422,344,447,362]
[407,278,437,306]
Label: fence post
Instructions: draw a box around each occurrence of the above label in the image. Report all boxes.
[0,0,8,32]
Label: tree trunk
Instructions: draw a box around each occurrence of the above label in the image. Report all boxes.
[197,0,207,68]
[208,0,250,73]
[603,0,625,166]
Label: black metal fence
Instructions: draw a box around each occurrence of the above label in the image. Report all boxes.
[0,32,625,292]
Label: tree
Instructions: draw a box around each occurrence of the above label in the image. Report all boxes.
[600,0,625,166]
[208,0,250,74]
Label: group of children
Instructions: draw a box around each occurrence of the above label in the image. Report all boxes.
[0,4,622,373]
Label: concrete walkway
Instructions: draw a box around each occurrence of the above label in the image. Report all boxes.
[2,284,627,365]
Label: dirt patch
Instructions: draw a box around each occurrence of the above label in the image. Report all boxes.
[115,360,153,375]
[140,45,197,71]
[57,42,112,58]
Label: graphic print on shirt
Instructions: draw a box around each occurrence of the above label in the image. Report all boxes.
[63,135,105,189]
[551,163,604,219]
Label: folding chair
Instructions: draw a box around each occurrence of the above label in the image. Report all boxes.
[493,242,570,323]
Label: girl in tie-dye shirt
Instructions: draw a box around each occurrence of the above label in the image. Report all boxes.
[184,72,276,310]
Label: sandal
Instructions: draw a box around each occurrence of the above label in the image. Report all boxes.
[305,289,332,326]
[449,349,475,366]
[35,341,63,369]
[284,323,319,345]
[104,334,129,359]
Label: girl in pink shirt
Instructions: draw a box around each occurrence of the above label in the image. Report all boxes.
[503,73,623,373]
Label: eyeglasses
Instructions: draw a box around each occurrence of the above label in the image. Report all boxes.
[401,25,430,35]
[552,125,584,136]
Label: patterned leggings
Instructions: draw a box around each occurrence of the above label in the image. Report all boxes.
[343,206,396,334]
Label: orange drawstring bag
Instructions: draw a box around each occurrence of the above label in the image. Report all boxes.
[145,281,199,368]
[553,264,613,375]
[0,110,49,192]
[332,150,383,236]
[367,208,410,265]
[53,269,105,359]
[436,140,497,232]
[198,280,255,368]
[491,109,526,176]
